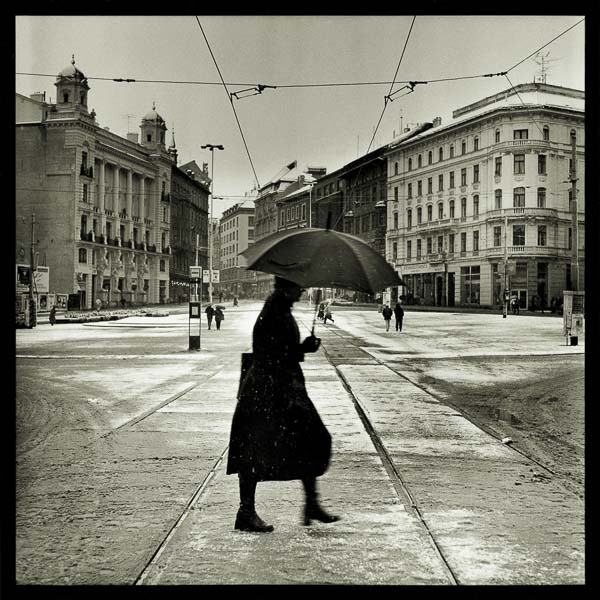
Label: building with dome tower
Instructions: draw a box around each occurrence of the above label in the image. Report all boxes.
[15,56,199,310]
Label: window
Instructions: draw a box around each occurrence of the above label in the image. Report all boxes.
[450,144,454,158]
[439,147,444,161]
[417,180,422,196]
[408,183,412,198]
[474,137,479,151]
[513,187,525,208]
[159,259,166,272]
[394,187,398,202]
[449,171,455,188]
[495,189,502,209]
[538,225,547,246]
[460,232,467,252]
[568,227,572,250]
[513,224,525,246]
[449,199,455,218]
[394,162,398,175]
[538,155,547,175]
[408,157,413,171]
[427,205,433,222]
[461,168,467,186]
[407,240,412,260]
[460,265,481,304]
[78,248,87,263]
[473,164,479,183]
[437,235,443,253]
[82,184,88,203]
[473,195,479,217]
[417,239,422,257]
[514,154,525,175]
[147,133,152,142]
[427,237,432,254]
[449,233,455,253]
[514,129,528,140]
[407,209,412,228]
[495,156,502,176]
[537,188,546,208]
[461,140,466,155]
[82,151,88,169]
[393,212,398,229]
[494,226,502,247]
[392,242,398,260]
[280,210,285,224]
[438,203,444,220]
[417,207,422,224]
[418,154,422,168]
[461,197,467,218]
[427,177,433,194]
[495,129,500,143]
[543,126,550,141]
[302,203,306,220]
[428,151,433,165]
[473,230,479,252]
[438,173,444,191]
[568,189,573,212]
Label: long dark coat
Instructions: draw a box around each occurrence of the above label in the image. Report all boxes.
[226,289,331,481]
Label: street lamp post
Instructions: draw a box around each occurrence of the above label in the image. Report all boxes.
[201,144,224,304]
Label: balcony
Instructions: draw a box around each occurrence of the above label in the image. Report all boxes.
[486,207,559,221]
[144,218,153,226]
[162,246,171,255]
[80,165,94,178]
[485,245,571,259]
[105,208,114,217]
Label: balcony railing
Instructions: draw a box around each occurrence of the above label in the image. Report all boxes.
[80,165,94,178]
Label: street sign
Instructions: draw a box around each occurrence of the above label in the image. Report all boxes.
[202,270,210,283]
[190,266,201,279]
[211,270,220,283]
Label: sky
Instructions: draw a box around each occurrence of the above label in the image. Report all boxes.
[15,15,586,218]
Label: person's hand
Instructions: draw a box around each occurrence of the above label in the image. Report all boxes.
[301,335,321,353]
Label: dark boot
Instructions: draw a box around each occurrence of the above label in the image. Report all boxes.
[302,477,340,526]
[235,475,274,533]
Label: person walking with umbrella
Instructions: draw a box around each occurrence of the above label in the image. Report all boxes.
[393,300,404,332]
[214,305,225,330]
[382,303,393,331]
[227,276,339,533]
[205,303,215,330]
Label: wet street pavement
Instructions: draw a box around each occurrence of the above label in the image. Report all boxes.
[14,302,585,585]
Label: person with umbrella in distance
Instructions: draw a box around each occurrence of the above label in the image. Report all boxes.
[205,303,215,330]
[214,305,225,330]
[393,300,404,332]
[226,276,339,533]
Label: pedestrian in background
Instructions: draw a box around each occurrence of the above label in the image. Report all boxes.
[393,301,404,332]
[214,306,225,330]
[233,295,239,307]
[317,301,326,321]
[205,304,215,330]
[323,301,334,325]
[227,276,339,533]
[49,305,56,326]
[95,298,102,312]
[382,303,393,331]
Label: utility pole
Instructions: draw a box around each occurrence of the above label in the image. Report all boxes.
[570,132,579,291]
[503,213,508,318]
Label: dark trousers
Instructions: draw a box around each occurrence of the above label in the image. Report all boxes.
[216,319,222,330]
[207,316,213,329]
[395,318,403,331]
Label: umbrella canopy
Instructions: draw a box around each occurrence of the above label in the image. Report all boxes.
[241,228,403,294]
[215,304,226,310]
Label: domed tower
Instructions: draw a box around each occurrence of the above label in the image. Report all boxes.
[54,55,90,113]
[140,102,167,150]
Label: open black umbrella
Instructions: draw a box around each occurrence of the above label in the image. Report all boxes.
[241,227,402,294]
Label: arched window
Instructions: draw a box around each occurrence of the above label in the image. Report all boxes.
[438,202,444,220]
[449,144,454,158]
[461,140,467,154]
[428,151,433,165]
[495,129,501,143]
[408,157,412,171]
[393,212,398,229]
[417,207,422,224]
[513,187,525,208]
[449,199,455,218]
[407,209,412,229]
[394,162,398,175]
[543,126,550,141]
[418,154,422,168]
[474,136,479,151]
[439,147,444,161]
[495,189,502,209]
[473,195,479,217]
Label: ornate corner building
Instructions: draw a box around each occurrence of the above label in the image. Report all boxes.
[385,83,585,310]
[15,57,189,309]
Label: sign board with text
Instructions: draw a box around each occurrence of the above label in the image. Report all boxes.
[190,266,201,279]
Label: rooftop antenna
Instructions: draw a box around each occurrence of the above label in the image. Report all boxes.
[122,113,135,133]
[532,51,560,84]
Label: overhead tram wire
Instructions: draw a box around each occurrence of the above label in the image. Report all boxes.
[194,16,261,191]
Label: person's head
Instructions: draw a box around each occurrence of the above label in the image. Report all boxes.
[274,276,304,302]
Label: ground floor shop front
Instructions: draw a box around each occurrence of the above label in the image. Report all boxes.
[399,257,580,311]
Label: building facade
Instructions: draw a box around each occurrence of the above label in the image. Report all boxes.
[219,200,256,298]
[385,83,585,309]
[168,161,210,303]
[16,58,175,309]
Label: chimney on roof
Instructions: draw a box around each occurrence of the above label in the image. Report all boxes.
[30,92,46,103]
[432,116,442,127]
[127,132,139,143]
